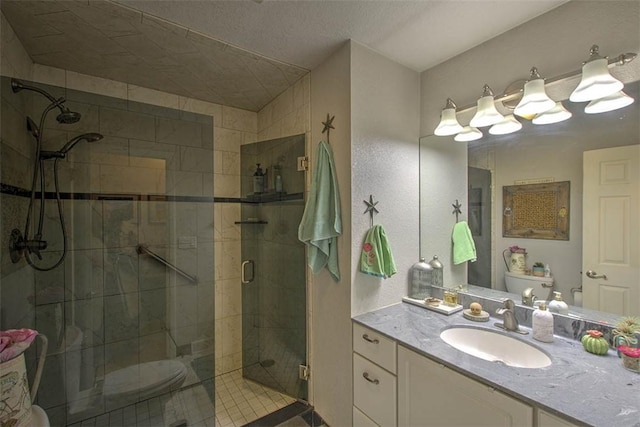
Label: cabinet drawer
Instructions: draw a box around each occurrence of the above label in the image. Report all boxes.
[353,353,397,427]
[353,323,396,373]
[353,406,379,427]
[537,409,579,427]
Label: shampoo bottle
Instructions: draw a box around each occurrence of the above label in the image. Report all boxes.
[548,291,569,315]
[532,303,554,343]
[253,164,264,194]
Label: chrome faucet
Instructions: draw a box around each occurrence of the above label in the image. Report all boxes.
[495,299,528,335]
[522,287,537,307]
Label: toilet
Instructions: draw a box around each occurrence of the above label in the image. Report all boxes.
[65,326,188,414]
[505,271,554,301]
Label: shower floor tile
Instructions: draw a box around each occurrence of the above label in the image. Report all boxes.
[215,369,296,427]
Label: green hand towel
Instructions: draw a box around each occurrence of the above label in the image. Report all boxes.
[298,141,342,281]
[452,221,477,265]
[360,225,397,279]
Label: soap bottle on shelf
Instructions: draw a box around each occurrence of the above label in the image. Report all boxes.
[275,175,283,193]
[544,264,551,278]
[548,291,569,315]
[253,164,264,194]
[532,302,554,342]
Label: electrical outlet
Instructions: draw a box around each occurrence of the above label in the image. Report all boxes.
[178,236,197,249]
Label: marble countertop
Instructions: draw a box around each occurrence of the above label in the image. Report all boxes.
[352,302,640,427]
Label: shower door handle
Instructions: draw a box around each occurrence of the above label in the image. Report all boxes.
[241,260,255,284]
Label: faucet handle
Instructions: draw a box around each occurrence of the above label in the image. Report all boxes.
[522,288,537,306]
[502,298,515,310]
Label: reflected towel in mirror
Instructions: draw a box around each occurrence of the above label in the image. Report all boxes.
[452,221,477,265]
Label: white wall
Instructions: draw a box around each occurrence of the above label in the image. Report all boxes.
[309,42,353,426]
[419,1,640,294]
[308,40,421,425]
[350,41,421,315]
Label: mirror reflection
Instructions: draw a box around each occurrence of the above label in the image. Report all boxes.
[419,80,639,318]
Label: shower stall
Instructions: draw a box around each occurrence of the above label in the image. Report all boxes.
[1,77,308,426]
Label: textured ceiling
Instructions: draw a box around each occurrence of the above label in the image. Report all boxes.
[119,0,566,72]
[1,0,308,111]
[1,0,566,112]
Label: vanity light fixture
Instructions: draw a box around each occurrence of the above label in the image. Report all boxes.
[514,67,556,118]
[532,102,572,125]
[570,45,624,103]
[454,126,482,142]
[432,44,637,138]
[469,85,505,127]
[489,114,522,135]
[584,90,635,114]
[434,98,463,136]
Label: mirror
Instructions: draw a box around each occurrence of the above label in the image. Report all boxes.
[419,80,640,319]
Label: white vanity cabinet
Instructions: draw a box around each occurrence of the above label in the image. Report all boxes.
[397,345,533,427]
[352,320,583,427]
[352,323,397,427]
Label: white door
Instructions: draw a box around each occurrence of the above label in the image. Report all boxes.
[583,145,639,316]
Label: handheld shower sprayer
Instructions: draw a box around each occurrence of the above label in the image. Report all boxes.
[40,133,104,160]
[11,78,81,124]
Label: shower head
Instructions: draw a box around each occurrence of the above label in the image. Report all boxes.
[59,133,103,155]
[56,110,81,124]
[11,78,82,124]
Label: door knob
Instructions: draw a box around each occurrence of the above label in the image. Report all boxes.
[586,270,607,280]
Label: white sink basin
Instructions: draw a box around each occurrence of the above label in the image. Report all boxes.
[440,326,551,368]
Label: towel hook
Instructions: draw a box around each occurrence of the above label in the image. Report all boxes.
[322,113,335,145]
[364,194,379,228]
[452,199,462,222]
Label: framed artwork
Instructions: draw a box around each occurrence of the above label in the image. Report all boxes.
[503,181,570,240]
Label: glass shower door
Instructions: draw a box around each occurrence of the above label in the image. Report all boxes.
[240,134,307,401]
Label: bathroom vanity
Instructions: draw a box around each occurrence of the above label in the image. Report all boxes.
[352,302,640,427]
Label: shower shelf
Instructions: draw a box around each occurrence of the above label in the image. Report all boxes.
[235,220,268,224]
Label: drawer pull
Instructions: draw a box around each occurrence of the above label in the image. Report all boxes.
[362,334,379,344]
[362,372,380,385]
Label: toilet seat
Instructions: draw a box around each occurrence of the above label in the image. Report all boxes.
[103,360,188,401]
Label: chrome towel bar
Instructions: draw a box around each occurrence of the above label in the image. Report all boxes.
[136,244,198,284]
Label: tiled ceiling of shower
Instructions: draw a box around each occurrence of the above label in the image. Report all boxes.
[1,0,308,112]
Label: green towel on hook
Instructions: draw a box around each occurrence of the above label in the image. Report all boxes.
[298,140,342,281]
[360,225,397,278]
[452,221,477,265]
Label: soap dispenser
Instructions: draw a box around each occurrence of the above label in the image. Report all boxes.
[548,291,569,315]
[532,302,554,343]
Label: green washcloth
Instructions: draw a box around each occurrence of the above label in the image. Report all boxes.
[360,225,397,279]
[298,141,342,281]
[452,221,477,265]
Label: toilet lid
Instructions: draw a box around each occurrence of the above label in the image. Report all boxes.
[103,360,187,398]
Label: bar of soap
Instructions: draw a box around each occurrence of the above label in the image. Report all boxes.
[469,302,483,315]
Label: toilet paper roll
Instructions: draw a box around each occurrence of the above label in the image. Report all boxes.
[573,290,583,307]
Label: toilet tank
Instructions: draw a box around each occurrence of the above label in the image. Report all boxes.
[505,271,554,301]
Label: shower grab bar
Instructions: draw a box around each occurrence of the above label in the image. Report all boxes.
[136,244,198,284]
